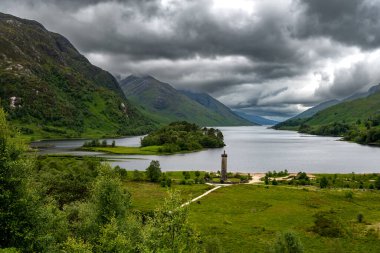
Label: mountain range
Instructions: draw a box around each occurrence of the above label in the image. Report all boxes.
[118,75,252,126]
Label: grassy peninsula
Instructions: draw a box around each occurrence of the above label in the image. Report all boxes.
[82,121,225,155]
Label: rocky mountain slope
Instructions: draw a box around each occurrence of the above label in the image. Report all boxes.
[0,12,154,139]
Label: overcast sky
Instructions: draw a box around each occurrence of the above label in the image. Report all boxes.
[2,0,380,120]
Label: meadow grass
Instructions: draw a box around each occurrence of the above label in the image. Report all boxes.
[124,181,213,212]
[186,184,380,253]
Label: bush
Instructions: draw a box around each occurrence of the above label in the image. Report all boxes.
[132,170,143,181]
[311,210,346,238]
[182,171,191,180]
[344,191,354,200]
[357,213,364,223]
[273,231,304,253]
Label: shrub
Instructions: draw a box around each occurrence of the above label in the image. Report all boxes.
[344,191,354,200]
[311,210,346,238]
[357,213,364,223]
[132,170,143,181]
[182,171,191,180]
[273,231,303,253]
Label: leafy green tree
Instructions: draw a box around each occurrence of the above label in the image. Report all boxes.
[144,191,203,252]
[320,176,329,188]
[183,171,191,180]
[146,160,162,182]
[62,237,93,253]
[91,164,131,225]
[0,108,45,250]
[375,176,380,190]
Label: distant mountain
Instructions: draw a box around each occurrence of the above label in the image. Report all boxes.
[344,84,380,101]
[179,90,254,125]
[274,84,380,145]
[0,12,154,139]
[274,84,380,130]
[233,111,277,125]
[291,99,341,120]
[119,75,251,126]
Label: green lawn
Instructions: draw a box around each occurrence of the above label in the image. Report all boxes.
[187,184,380,253]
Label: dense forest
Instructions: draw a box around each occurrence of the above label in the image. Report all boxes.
[0,108,206,252]
[141,121,225,153]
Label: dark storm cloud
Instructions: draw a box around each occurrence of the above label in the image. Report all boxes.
[2,0,380,119]
[294,0,380,49]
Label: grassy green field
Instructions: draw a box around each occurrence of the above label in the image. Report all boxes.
[184,184,380,253]
[124,182,213,212]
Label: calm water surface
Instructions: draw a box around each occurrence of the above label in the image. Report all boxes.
[33,126,380,173]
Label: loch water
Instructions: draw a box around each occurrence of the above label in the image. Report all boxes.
[33,126,380,173]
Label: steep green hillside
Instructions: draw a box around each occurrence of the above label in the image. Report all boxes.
[119,75,251,126]
[275,91,380,145]
[0,13,154,140]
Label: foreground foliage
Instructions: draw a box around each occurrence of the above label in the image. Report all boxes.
[0,108,205,252]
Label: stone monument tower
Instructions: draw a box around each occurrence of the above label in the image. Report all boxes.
[221,150,227,182]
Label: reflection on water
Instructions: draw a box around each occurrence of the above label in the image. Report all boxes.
[33,126,380,173]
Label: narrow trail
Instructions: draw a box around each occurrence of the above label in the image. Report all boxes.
[181,184,223,207]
